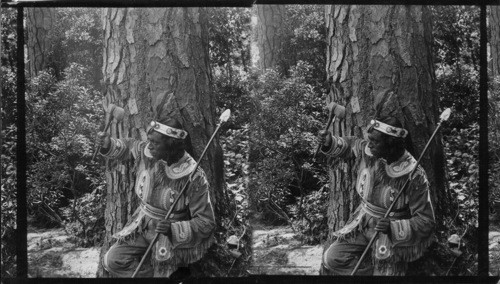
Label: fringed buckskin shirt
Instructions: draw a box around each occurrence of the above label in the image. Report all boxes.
[322,136,436,263]
[102,137,216,273]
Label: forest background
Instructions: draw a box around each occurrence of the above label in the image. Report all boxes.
[1,5,499,277]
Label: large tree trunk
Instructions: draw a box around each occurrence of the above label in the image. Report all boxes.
[489,5,500,78]
[97,7,225,277]
[324,5,447,241]
[255,5,286,72]
[26,8,55,77]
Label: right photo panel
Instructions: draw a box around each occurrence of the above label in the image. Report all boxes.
[488,4,500,278]
[246,5,485,276]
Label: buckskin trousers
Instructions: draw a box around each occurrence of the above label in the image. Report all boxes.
[319,228,407,276]
[103,231,155,278]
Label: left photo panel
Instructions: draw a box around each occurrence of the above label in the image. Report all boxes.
[1,7,252,278]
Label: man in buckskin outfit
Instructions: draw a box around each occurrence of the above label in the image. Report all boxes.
[318,103,435,276]
[97,118,215,278]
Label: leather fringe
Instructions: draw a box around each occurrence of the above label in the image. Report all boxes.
[371,235,435,267]
[374,259,408,275]
[172,235,214,265]
[115,230,139,245]
[153,261,178,278]
[151,235,214,272]
[391,236,435,262]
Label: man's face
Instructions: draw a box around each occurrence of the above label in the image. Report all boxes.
[367,130,389,159]
[147,131,170,160]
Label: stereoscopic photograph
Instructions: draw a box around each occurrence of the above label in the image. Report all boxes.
[0,2,499,281]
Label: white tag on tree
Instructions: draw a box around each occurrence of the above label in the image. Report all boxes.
[351,96,361,113]
[139,128,147,141]
[128,98,139,115]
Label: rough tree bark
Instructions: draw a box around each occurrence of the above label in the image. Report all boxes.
[255,5,286,72]
[26,8,55,77]
[97,7,225,277]
[489,5,500,79]
[324,5,447,243]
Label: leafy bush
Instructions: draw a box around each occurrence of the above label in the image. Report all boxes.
[489,76,500,207]
[221,126,250,228]
[46,8,103,87]
[207,7,252,79]
[436,64,479,130]
[247,62,328,230]
[1,9,18,277]
[26,64,105,244]
[277,5,326,86]
[213,71,256,128]
[209,6,330,240]
[444,124,479,229]
[1,125,17,277]
[61,187,106,247]
[289,183,330,244]
[430,6,481,275]
[432,6,480,71]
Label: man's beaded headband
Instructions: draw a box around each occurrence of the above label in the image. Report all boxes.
[150,121,187,139]
[370,120,408,138]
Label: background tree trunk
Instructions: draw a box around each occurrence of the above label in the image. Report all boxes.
[26,8,55,77]
[324,5,447,242]
[255,5,285,72]
[489,5,500,78]
[97,7,225,277]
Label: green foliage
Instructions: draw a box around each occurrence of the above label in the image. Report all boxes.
[276,5,326,86]
[248,62,328,231]
[1,125,17,277]
[288,183,330,244]
[1,8,18,277]
[436,64,479,130]
[245,6,328,232]
[207,7,252,78]
[26,64,105,241]
[213,71,256,128]
[38,8,103,86]
[61,188,106,247]
[221,125,250,227]
[1,9,18,127]
[217,125,252,276]
[1,8,17,74]
[432,6,480,71]
[208,5,329,240]
[489,76,500,207]
[444,124,479,228]
[432,6,480,275]
[207,8,254,275]
[55,8,102,87]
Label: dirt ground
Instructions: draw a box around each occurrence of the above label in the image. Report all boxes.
[250,226,323,275]
[27,227,100,278]
[23,216,500,278]
[490,220,500,277]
